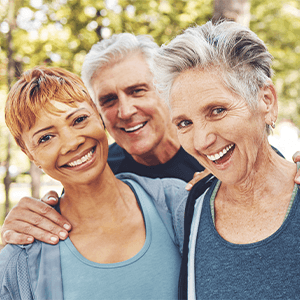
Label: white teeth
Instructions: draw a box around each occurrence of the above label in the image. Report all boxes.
[207,144,234,161]
[124,123,145,132]
[68,149,93,167]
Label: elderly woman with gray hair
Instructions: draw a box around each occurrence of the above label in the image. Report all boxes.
[153,21,300,299]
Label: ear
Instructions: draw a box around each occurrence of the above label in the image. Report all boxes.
[260,80,278,126]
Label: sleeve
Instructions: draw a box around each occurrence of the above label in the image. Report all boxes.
[115,173,188,253]
[161,179,189,254]
[0,245,25,300]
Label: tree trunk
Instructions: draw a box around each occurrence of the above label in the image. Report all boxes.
[3,0,17,218]
[30,162,42,199]
[3,0,23,218]
[4,135,11,217]
[213,0,250,27]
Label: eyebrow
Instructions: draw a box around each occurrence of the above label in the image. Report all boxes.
[32,108,86,138]
[99,93,117,104]
[98,83,149,103]
[124,83,149,93]
[32,126,54,138]
[172,114,186,125]
[65,108,86,120]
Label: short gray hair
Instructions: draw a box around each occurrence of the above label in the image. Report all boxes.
[81,33,159,102]
[152,20,273,110]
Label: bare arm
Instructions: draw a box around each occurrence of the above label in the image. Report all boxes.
[1,191,71,245]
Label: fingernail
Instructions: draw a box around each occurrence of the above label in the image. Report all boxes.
[63,224,71,230]
[50,236,59,243]
[185,183,192,191]
[59,231,68,239]
[27,237,34,242]
[48,196,58,202]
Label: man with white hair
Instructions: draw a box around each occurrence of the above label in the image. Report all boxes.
[82,33,205,181]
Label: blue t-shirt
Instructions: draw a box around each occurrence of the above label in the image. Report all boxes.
[60,180,182,300]
[195,180,300,299]
[108,143,204,182]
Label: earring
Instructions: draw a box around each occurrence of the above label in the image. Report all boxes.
[38,166,42,169]
[271,121,276,129]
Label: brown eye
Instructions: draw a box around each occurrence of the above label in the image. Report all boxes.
[74,115,88,124]
[38,134,52,144]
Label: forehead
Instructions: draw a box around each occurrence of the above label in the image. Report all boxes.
[170,69,243,118]
[170,69,221,104]
[35,100,95,123]
[91,53,153,95]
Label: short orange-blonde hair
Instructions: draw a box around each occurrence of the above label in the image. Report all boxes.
[5,66,98,150]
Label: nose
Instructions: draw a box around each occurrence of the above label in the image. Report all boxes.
[60,129,85,155]
[117,94,137,120]
[193,124,217,153]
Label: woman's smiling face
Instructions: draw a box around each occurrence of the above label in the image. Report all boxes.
[170,69,274,185]
[22,100,108,186]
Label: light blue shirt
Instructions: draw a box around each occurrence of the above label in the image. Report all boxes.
[60,180,182,300]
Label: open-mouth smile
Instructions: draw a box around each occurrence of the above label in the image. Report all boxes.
[206,144,235,164]
[122,122,147,133]
[66,147,95,167]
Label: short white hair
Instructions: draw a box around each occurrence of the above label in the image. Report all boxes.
[81,33,159,102]
[152,20,273,111]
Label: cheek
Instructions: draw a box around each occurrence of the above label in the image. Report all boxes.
[100,108,116,129]
[178,132,193,153]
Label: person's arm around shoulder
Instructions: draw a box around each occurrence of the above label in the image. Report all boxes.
[2,151,300,246]
[1,191,71,245]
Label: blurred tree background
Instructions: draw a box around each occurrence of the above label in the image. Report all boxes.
[0,0,300,227]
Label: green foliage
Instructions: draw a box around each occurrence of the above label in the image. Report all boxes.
[251,0,300,125]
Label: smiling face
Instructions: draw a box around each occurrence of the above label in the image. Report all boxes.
[170,69,276,185]
[22,100,108,187]
[91,52,174,163]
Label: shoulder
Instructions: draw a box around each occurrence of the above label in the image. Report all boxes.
[117,173,187,196]
[117,173,188,216]
[0,244,29,298]
[108,143,132,174]
[0,244,25,272]
[108,143,125,158]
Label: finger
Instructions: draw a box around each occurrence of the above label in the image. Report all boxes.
[17,197,71,231]
[4,208,69,240]
[40,190,60,206]
[185,169,211,191]
[292,151,300,163]
[2,224,60,245]
[294,162,300,186]
[2,230,34,245]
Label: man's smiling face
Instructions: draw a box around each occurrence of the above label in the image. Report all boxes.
[91,52,172,161]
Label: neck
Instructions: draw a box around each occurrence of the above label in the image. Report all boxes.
[132,125,181,166]
[59,164,134,230]
[219,145,297,207]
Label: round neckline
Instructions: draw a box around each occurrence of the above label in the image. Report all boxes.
[208,179,299,249]
[60,182,152,268]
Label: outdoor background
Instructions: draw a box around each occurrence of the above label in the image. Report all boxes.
[0,0,300,239]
